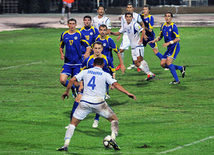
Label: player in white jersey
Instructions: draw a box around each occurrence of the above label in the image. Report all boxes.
[111,13,155,81]
[116,3,144,72]
[56,58,137,151]
[92,6,111,35]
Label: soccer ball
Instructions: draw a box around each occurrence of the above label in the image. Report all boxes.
[103,135,113,148]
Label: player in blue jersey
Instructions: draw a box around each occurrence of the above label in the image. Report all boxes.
[79,15,99,60]
[140,5,163,60]
[94,24,125,73]
[148,12,186,84]
[68,41,116,128]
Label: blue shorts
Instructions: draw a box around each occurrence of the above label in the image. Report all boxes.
[162,43,180,60]
[143,35,157,49]
[60,64,81,77]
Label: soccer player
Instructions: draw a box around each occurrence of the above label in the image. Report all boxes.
[111,13,155,81]
[95,24,125,74]
[92,6,111,35]
[116,2,144,72]
[140,4,163,60]
[72,41,116,128]
[59,0,74,24]
[56,57,137,151]
[59,18,91,97]
[79,15,99,60]
[148,12,186,84]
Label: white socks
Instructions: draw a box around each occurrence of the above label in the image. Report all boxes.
[111,120,119,141]
[139,60,151,75]
[61,8,65,18]
[64,124,76,147]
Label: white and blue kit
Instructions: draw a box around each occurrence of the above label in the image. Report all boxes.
[92,15,111,30]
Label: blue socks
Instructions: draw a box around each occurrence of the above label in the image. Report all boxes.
[95,114,100,121]
[168,64,179,82]
[156,52,163,60]
[70,101,79,121]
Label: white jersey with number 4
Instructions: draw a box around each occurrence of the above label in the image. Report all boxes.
[92,15,111,30]
[75,67,117,103]
[119,20,144,49]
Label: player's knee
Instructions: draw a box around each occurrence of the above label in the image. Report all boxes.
[60,78,66,85]
[160,62,165,68]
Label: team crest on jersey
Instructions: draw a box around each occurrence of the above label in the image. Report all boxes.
[103,43,106,46]
[138,26,141,29]
[85,35,90,40]
[74,36,78,40]
[90,32,93,35]
[169,29,172,32]
[146,20,148,23]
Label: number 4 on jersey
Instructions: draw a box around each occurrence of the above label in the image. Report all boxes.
[87,76,96,90]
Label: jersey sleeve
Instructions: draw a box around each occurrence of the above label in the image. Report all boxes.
[172,24,180,38]
[134,22,143,33]
[59,32,64,48]
[105,72,117,85]
[107,57,115,75]
[159,24,164,40]
[81,58,88,71]
[149,16,154,30]
[75,70,85,82]
[119,26,125,34]
[106,18,111,29]
[137,14,142,23]
[95,28,100,36]
[109,38,119,53]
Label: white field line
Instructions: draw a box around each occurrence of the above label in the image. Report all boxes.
[158,135,214,154]
[0,61,47,71]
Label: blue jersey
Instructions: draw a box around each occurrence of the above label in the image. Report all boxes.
[141,14,155,37]
[159,22,180,44]
[94,35,119,62]
[60,30,89,65]
[81,54,115,75]
[159,22,180,59]
[79,26,99,54]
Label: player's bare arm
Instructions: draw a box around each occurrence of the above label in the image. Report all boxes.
[61,76,77,100]
[59,47,64,60]
[163,38,180,48]
[112,82,137,100]
[83,46,92,60]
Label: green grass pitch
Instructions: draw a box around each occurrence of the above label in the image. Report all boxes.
[0,27,213,154]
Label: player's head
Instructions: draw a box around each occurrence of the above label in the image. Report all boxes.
[164,11,173,23]
[99,24,107,37]
[93,57,104,67]
[125,12,133,23]
[97,6,105,16]
[83,15,92,27]
[126,2,134,13]
[93,41,103,57]
[67,18,77,29]
[143,4,151,15]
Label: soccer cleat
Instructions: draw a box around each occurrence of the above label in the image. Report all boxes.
[164,68,169,71]
[181,66,186,78]
[137,68,141,72]
[127,64,136,70]
[115,64,121,71]
[109,139,121,150]
[92,120,99,128]
[71,87,77,99]
[59,19,65,24]
[169,80,180,84]
[145,74,155,81]
[65,125,68,129]
[56,146,68,151]
[105,94,110,99]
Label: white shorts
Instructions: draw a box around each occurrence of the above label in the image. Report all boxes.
[73,100,114,120]
[120,33,130,50]
[63,2,72,8]
[131,46,144,61]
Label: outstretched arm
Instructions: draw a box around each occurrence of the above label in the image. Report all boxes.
[112,82,137,100]
[61,77,77,100]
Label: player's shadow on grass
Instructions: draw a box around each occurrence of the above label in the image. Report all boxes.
[4,22,56,28]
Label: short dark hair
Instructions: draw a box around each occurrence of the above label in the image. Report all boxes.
[67,18,76,24]
[144,4,151,10]
[127,2,133,7]
[99,24,107,30]
[94,58,104,66]
[125,12,133,17]
[93,41,103,47]
[165,11,173,17]
[83,15,91,21]
[97,5,105,10]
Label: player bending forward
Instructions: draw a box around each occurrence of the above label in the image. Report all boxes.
[111,12,155,81]
[56,58,137,151]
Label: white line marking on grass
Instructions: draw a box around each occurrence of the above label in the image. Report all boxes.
[159,136,214,154]
[0,61,47,70]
